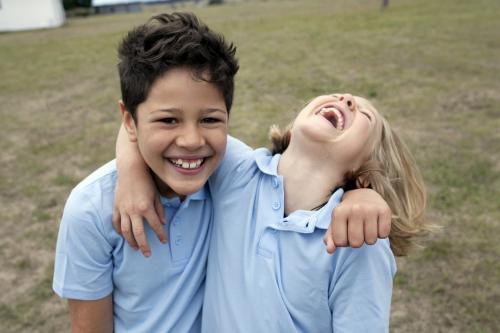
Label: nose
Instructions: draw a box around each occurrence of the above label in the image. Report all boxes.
[176,124,205,151]
[339,94,356,112]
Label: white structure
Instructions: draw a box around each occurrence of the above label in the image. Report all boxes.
[0,0,65,32]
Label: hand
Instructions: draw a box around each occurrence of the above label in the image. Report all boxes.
[323,189,391,254]
[112,170,167,257]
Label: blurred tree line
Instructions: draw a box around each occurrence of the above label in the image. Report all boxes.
[63,0,91,10]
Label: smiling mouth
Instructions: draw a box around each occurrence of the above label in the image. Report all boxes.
[168,158,205,170]
[318,106,345,130]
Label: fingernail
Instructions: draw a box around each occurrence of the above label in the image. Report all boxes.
[144,251,151,257]
[161,238,167,244]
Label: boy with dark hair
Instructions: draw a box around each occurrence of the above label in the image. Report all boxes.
[53,12,238,332]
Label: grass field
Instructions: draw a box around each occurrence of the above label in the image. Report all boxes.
[1,0,499,331]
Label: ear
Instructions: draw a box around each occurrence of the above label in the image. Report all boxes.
[355,174,371,189]
[119,100,138,142]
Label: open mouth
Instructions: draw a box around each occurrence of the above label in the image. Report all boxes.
[318,105,345,130]
[168,158,205,170]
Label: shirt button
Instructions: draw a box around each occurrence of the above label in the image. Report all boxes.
[272,177,279,188]
[272,201,281,210]
[175,237,182,245]
[173,218,180,226]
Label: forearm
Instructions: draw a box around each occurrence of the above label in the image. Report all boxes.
[68,295,113,333]
[116,123,148,176]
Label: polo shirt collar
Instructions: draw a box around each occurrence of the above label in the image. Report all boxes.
[254,148,281,176]
[271,188,344,234]
[159,183,208,207]
[311,188,344,229]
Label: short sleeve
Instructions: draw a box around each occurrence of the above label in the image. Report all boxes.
[328,239,396,332]
[53,188,114,300]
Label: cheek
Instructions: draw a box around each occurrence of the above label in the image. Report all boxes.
[207,128,227,154]
[140,129,170,152]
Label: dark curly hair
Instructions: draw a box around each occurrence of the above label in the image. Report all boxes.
[117,12,239,120]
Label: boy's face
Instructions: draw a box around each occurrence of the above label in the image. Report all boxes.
[122,67,228,197]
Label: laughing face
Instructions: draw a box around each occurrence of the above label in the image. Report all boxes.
[291,93,381,170]
[122,67,228,198]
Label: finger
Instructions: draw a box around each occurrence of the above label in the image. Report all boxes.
[332,206,349,247]
[112,206,122,235]
[378,207,391,238]
[155,196,167,225]
[347,205,364,248]
[364,213,378,245]
[131,216,151,257]
[323,224,337,254]
[145,208,167,244]
[121,214,139,251]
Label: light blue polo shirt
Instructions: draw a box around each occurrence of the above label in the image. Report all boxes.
[204,143,397,332]
[53,160,211,333]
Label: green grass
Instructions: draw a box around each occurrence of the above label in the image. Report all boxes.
[0,0,499,331]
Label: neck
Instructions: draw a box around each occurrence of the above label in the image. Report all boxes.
[278,141,345,215]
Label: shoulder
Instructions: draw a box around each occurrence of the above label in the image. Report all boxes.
[215,136,253,174]
[73,159,117,196]
[62,160,117,239]
[70,160,116,208]
[210,136,271,192]
[332,238,396,277]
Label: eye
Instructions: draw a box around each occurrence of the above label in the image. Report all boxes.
[361,111,372,121]
[159,117,178,125]
[201,117,222,124]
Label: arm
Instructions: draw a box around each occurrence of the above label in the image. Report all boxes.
[68,295,113,333]
[323,188,391,254]
[114,124,166,257]
[114,132,252,255]
[329,241,396,332]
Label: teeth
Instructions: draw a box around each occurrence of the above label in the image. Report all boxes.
[320,107,344,130]
[169,158,204,169]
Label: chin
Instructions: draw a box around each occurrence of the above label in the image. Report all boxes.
[171,181,206,196]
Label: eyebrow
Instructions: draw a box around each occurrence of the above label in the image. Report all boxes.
[151,108,227,114]
[204,108,227,114]
[150,108,180,114]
